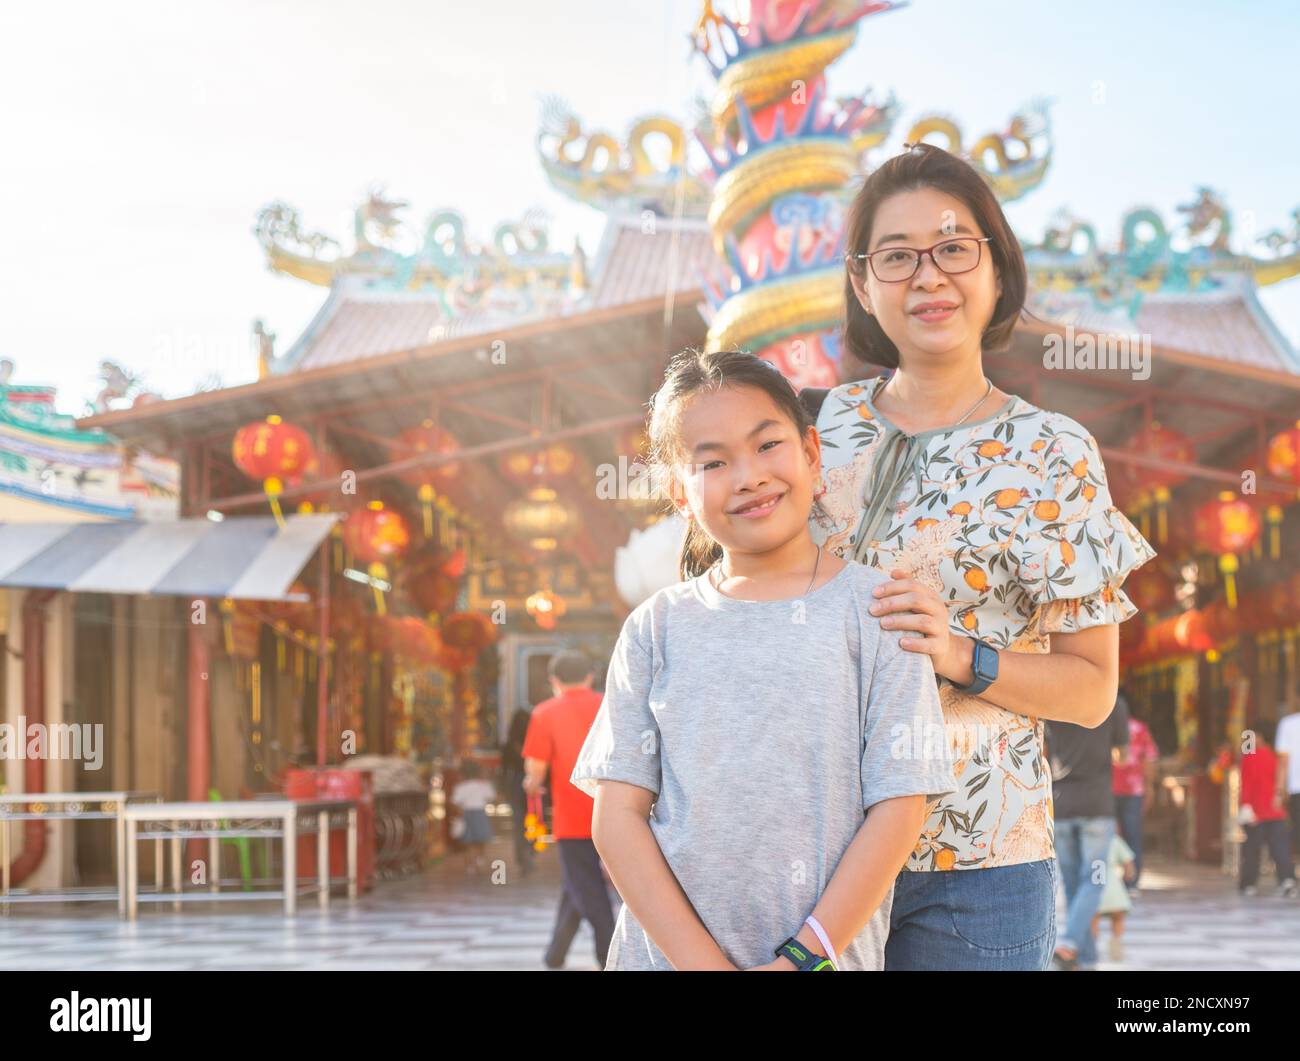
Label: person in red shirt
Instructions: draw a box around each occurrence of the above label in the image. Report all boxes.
[1239,718,1297,898]
[522,649,616,969]
[1112,714,1160,891]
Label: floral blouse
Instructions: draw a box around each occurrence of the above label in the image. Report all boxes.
[810,373,1156,871]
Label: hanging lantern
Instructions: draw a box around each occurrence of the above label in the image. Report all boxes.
[232,415,316,528]
[526,588,568,630]
[394,616,440,664]
[402,545,465,622]
[396,421,462,537]
[1123,562,1175,615]
[1266,420,1300,490]
[1118,423,1194,545]
[1260,421,1300,560]
[503,486,581,551]
[343,501,411,615]
[1194,491,1261,609]
[499,442,578,485]
[438,611,497,671]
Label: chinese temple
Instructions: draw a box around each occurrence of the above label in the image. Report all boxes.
[63,0,1300,871]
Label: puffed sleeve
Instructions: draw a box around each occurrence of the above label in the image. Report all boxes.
[1014,425,1156,634]
[570,611,661,799]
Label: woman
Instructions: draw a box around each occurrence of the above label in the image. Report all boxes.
[803,142,1156,969]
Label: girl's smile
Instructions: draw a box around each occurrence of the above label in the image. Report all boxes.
[729,491,786,518]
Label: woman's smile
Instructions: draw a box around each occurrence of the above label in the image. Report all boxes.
[910,300,959,324]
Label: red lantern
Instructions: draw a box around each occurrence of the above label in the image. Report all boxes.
[1121,563,1174,615]
[1154,609,1213,657]
[232,415,316,528]
[343,501,411,615]
[393,616,439,663]
[396,421,461,537]
[402,545,464,621]
[1194,491,1261,609]
[437,611,497,670]
[1116,423,1194,544]
[436,643,478,672]
[1266,420,1300,488]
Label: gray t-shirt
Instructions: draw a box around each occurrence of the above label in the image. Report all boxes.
[571,560,956,970]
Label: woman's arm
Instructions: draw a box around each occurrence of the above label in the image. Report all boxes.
[755,795,926,970]
[869,568,1119,728]
[590,779,736,971]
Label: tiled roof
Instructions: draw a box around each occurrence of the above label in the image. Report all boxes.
[280,293,550,373]
[1027,277,1300,375]
[585,214,714,310]
[274,215,714,375]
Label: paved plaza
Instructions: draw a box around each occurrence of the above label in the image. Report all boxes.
[1,829,1296,971]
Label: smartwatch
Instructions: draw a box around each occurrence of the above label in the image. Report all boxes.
[955,637,999,696]
[774,937,836,971]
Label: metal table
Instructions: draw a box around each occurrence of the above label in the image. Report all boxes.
[0,791,163,914]
[122,799,357,920]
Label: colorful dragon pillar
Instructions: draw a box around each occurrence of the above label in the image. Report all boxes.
[690,0,1054,388]
[692,0,901,388]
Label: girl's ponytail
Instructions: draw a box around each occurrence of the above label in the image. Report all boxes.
[679,513,723,581]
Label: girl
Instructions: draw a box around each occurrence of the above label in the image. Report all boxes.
[570,348,958,970]
[450,759,495,877]
[804,142,1157,969]
[1091,831,1136,962]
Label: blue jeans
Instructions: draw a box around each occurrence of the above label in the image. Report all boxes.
[1115,795,1145,886]
[884,859,1057,970]
[1055,816,1116,967]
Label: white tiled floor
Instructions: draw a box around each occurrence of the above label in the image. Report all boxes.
[2,833,1295,970]
[1076,859,1300,971]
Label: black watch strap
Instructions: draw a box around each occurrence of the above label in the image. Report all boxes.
[775,937,836,971]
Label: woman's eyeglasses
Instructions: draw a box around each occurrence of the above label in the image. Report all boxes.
[845,236,992,283]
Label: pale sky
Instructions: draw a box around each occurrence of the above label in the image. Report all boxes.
[3,0,1297,416]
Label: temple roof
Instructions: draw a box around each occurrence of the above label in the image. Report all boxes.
[1026,274,1300,376]
[271,215,714,375]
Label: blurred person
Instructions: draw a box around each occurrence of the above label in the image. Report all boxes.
[1112,706,1160,890]
[1090,832,1136,962]
[1275,702,1300,860]
[450,759,495,877]
[522,649,615,969]
[1238,718,1297,898]
[500,702,537,876]
[1048,691,1130,970]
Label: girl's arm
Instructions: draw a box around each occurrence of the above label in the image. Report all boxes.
[870,568,1119,728]
[757,794,926,970]
[591,779,736,971]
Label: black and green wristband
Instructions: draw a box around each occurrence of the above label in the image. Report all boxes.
[774,937,836,971]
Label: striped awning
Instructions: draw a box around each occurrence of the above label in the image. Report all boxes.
[0,513,340,600]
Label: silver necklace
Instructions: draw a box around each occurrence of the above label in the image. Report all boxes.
[880,375,993,429]
[710,544,822,598]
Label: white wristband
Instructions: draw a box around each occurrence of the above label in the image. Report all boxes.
[804,914,838,968]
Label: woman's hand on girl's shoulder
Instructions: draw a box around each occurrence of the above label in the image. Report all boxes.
[868,568,955,669]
